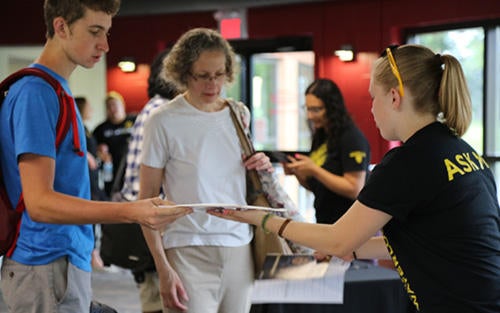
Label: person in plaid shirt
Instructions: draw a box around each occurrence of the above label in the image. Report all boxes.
[120,48,178,313]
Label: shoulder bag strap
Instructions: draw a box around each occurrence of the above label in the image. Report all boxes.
[227,101,267,201]
[227,101,254,157]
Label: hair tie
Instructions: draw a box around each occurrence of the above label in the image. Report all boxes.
[435,54,444,68]
[437,112,446,123]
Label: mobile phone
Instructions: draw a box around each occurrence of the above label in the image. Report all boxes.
[268,151,294,163]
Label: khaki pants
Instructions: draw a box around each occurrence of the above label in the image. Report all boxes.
[138,271,164,312]
[1,257,91,313]
[165,244,254,313]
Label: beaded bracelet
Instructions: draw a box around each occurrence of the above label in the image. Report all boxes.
[261,213,274,234]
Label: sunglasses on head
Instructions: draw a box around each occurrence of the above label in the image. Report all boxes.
[380,45,404,97]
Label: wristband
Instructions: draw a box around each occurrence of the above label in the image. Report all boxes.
[352,250,358,260]
[278,218,292,238]
[261,213,273,234]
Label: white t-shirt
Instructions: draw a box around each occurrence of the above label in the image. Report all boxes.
[142,95,252,248]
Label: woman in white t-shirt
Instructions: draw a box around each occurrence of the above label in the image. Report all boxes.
[139,28,273,313]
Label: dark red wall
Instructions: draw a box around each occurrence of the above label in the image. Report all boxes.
[105,11,217,114]
[247,0,499,161]
[1,0,499,162]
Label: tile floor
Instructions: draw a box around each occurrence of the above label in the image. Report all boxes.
[0,264,142,313]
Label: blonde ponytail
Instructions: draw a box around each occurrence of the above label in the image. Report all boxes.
[439,54,472,137]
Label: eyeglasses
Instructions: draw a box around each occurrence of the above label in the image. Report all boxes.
[381,45,404,97]
[189,72,226,83]
[303,105,325,113]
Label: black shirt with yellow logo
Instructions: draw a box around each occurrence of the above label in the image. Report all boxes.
[358,122,500,313]
[308,123,370,224]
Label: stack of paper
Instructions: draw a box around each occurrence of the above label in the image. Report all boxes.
[251,255,350,304]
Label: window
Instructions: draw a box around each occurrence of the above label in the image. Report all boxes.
[408,27,485,152]
[250,51,314,151]
[225,37,317,221]
[407,23,500,198]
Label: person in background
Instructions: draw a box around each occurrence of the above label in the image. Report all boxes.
[75,96,109,203]
[285,78,370,225]
[139,28,273,313]
[75,96,107,269]
[284,78,371,262]
[0,1,191,312]
[120,48,179,313]
[93,90,136,198]
[209,44,500,313]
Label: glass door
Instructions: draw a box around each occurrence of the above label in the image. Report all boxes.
[250,51,314,151]
[225,37,316,221]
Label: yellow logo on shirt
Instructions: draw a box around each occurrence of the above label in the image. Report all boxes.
[384,236,420,311]
[349,151,366,164]
[124,120,134,129]
[443,151,489,181]
[310,143,327,167]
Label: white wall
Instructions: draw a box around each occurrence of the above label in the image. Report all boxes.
[0,46,107,130]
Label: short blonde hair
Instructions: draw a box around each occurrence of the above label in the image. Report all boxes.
[106,90,125,105]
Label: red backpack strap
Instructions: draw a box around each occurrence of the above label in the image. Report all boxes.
[1,67,83,257]
[0,67,82,152]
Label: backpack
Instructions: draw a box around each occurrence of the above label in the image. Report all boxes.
[0,67,82,257]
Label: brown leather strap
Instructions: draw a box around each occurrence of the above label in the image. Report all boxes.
[227,102,255,156]
[227,101,265,198]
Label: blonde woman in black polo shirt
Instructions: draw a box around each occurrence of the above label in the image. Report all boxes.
[210,44,500,313]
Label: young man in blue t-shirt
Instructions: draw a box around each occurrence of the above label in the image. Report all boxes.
[0,1,191,312]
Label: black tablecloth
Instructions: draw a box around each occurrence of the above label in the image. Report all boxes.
[250,261,413,313]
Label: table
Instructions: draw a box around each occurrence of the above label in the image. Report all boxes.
[250,260,413,313]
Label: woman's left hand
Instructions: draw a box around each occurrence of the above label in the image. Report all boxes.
[207,208,266,226]
[287,154,317,176]
[243,152,274,172]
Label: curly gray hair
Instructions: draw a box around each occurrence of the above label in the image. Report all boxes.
[161,28,237,91]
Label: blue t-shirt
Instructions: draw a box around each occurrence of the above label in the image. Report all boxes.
[0,64,93,271]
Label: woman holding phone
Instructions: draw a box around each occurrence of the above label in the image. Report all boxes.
[284,79,371,225]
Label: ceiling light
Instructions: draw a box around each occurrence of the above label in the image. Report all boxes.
[334,45,355,62]
[118,58,136,72]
